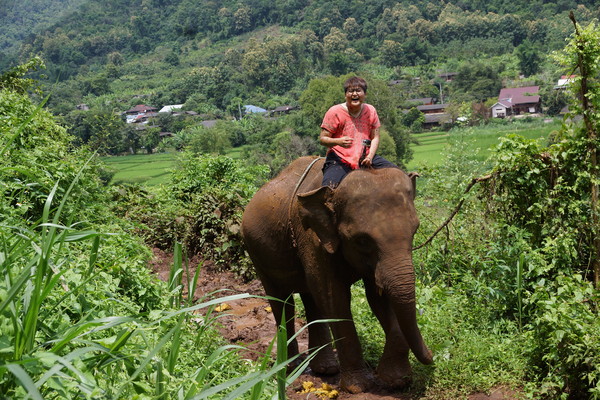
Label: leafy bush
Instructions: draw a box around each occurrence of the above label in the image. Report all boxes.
[0,85,107,226]
[482,133,594,278]
[111,153,269,280]
[526,274,600,399]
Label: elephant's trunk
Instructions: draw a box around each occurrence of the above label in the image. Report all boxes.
[376,255,433,365]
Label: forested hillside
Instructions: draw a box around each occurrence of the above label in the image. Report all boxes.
[0,0,87,57]
[4,0,599,107]
[0,0,594,172]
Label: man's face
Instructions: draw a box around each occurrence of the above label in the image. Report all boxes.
[345,86,366,109]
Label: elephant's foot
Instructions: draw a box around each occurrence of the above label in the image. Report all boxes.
[309,346,339,375]
[376,356,412,389]
[339,368,375,394]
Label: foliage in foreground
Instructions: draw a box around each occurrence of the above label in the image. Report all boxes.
[0,65,300,398]
[402,21,600,396]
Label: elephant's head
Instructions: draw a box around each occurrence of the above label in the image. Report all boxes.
[297,167,432,365]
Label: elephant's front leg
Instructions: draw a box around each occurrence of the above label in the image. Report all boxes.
[309,274,375,393]
[364,278,412,389]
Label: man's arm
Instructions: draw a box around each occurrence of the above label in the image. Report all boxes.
[320,128,353,148]
[361,127,380,167]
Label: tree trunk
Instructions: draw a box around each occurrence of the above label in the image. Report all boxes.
[569,12,600,287]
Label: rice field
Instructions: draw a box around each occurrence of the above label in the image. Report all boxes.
[101,152,177,186]
[407,118,561,169]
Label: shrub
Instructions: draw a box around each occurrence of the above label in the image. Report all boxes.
[0,87,107,225]
[111,154,269,280]
[526,274,600,399]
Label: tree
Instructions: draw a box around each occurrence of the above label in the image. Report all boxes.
[139,127,161,154]
[380,40,403,67]
[401,37,431,66]
[562,13,600,286]
[233,6,252,33]
[323,27,348,54]
[185,124,231,155]
[515,40,542,77]
[343,17,360,40]
[270,131,316,174]
[453,62,502,102]
[400,107,425,132]
[0,56,44,94]
[298,75,342,131]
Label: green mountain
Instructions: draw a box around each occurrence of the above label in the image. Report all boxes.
[3,0,598,118]
[0,0,88,56]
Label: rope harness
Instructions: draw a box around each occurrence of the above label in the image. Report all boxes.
[288,157,324,248]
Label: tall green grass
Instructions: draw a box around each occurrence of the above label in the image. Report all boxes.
[0,163,315,398]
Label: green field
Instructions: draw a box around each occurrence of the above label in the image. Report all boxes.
[101,152,178,186]
[102,119,562,185]
[407,118,562,169]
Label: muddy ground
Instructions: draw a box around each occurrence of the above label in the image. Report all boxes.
[149,248,518,400]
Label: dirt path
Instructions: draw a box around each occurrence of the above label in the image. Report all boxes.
[149,249,517,400]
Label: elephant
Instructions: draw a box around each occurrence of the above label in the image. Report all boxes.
[240,156,433,393]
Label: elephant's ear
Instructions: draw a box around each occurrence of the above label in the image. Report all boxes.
[297,186,339,254]
[408,172,420,200]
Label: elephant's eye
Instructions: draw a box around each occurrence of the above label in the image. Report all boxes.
[353,234,374,252]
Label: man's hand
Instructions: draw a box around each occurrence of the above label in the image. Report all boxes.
[338,136,353,148]
[361,156,373,168]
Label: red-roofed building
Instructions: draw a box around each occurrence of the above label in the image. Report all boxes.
[125,104,158,114]
[555,75,576,90]
[491,86,541,118]
[124,104,159,123]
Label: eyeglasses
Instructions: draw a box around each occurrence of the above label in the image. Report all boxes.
[346,88,364,94]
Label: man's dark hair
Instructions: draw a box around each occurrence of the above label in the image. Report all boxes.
[344,76,368,93]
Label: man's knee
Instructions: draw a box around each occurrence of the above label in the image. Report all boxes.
[322,162,349,188]
[371,155,398,169]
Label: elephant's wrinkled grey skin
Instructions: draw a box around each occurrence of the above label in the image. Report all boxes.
[241,156,433,394]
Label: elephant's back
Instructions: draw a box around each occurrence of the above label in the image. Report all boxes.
[249,156,323,206]
[241,156,323,242]
[268,156,324,192]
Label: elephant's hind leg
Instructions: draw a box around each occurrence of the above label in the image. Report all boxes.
[299,292,339,375]
[262,282,300,359]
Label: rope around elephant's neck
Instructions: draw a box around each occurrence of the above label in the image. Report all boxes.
[412,174,491,250]
[288,157,325,248]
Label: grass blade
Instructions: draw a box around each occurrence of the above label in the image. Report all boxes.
[4,364,44,400]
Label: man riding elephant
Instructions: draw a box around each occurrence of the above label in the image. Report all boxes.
[320,76,398,188]
[241,153,432,393]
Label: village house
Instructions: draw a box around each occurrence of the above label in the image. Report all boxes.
[416,103,451,129]
[124,104,159,123]
[554,75,576,90]
[243,105,267,115]
[417,104,448,114]
[491,86,541,118]
[270,105,298,116]
[438,72,458,82]
[158,104,184,114]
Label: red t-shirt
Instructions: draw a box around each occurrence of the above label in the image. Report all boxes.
[321,103,380,169]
